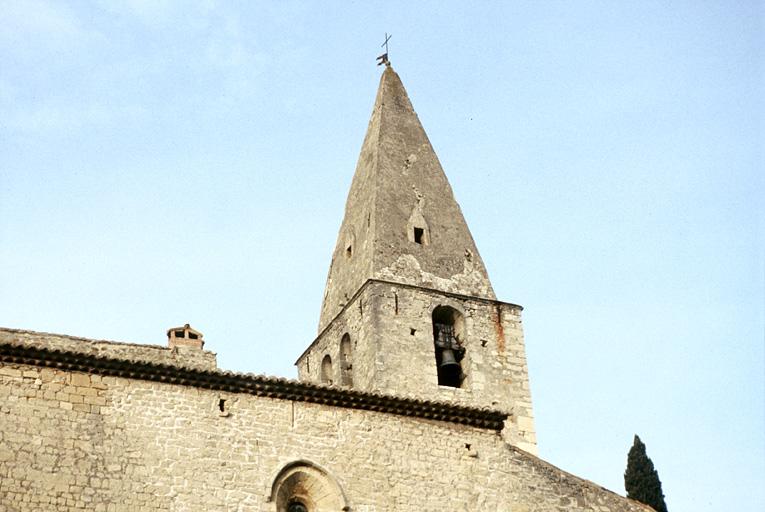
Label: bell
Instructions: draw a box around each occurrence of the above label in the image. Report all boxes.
[438,348,462,387]
[439,348,460,369]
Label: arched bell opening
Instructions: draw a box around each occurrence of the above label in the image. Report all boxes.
[432,305,466,388]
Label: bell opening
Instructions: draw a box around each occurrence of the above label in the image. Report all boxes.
[433,306,466,388]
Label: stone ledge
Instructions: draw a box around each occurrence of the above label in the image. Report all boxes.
[0,340,508,431]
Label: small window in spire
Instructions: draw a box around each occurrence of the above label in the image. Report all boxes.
[413,227,424,244]
[345,245,352,258]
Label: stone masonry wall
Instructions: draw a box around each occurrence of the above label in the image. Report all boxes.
[299,280,536,454]
[297,290,377,392]
[368,282,536,453]
[0,359,649,512]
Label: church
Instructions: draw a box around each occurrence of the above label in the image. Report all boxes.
[0,64,651,512]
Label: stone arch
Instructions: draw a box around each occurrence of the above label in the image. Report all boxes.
[339,333,353,387]
[269,460,348,512]
[432,305,466,388]
[320,355,333,385]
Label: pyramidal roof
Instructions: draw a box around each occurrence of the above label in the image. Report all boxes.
[318,66,495,331]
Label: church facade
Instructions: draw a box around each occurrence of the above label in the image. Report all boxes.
[0,66,650,512]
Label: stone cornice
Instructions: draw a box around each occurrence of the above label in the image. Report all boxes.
[0,340,508,431]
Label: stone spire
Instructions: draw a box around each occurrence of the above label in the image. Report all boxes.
[319,66,495,331]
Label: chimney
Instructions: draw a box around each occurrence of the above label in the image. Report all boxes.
[167,324,204,350]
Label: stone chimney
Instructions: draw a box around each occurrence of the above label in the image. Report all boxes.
[167,324,204,350]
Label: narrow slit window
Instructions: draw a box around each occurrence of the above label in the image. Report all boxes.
[413,227,424,244]
[340,334,353,387]
[345,245,352,258]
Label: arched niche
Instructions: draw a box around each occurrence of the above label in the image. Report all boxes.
[320,355,333,385]
[269,460,348,512]
[432,305,466,388]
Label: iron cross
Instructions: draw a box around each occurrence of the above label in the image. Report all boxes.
[377,33,392,66]
[381,33,392,54]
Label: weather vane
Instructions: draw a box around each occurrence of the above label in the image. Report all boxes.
[377,33,391,66]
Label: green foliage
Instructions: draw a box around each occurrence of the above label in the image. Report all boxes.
[625,435,668,512]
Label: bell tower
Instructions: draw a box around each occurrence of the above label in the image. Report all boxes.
[296,66,536,453]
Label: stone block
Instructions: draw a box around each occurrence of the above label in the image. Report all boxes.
[70,373,91,387]
[0,367,22,378]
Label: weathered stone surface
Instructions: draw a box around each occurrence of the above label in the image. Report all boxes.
[298,280,537,453]
[1,337,506,430]
[0,360,650,512]
[318,66,495,332]
[304,67,536,454]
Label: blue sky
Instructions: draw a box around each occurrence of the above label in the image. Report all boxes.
[1,1,762,511]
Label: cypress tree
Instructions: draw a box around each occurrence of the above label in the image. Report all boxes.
[624,435,668,512]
